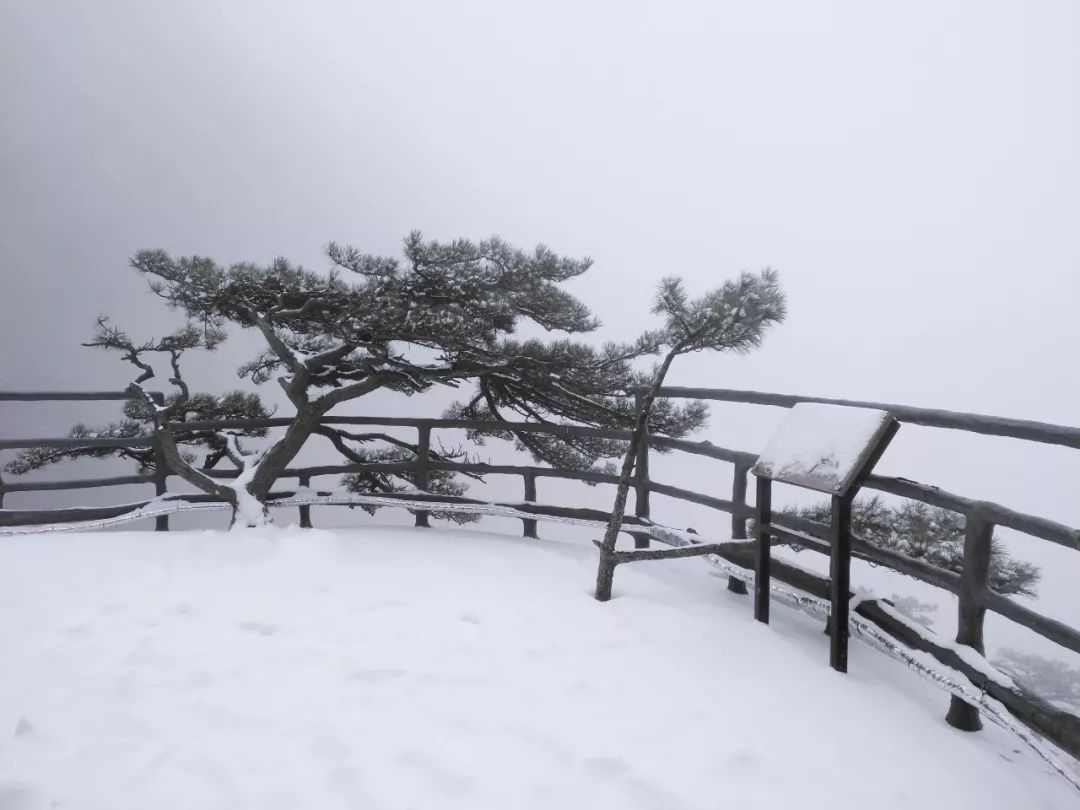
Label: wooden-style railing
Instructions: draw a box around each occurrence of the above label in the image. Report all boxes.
[2,388,1079,758]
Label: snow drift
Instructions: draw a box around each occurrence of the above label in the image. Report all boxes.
[0,526,1074,809]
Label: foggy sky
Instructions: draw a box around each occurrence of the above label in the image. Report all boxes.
[2,2,1078,652]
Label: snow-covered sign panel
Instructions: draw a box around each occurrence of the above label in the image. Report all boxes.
[753,403,897,495]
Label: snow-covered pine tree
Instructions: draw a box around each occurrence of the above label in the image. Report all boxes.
[595,272,787,601]
[91,233,707,527]
[777,496,1040,597]
[4,341,270,480]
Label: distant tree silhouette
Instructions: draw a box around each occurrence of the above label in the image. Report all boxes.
[994,648,1080,711]
[778,496,1040,597]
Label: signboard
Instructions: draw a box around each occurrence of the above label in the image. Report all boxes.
[752,403,897,496]
[751,402,899,673]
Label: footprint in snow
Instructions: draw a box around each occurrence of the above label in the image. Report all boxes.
[726,749,759,770]
[361,597,404,611]
[393,749,475,796]
[584,756,629,776]
[0,782,42,810]
[238,621,277,636]
[347,667,407,683]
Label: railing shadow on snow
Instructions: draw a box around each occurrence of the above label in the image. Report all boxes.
[2,387,1080,769]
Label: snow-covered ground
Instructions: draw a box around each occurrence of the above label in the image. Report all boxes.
[0,526,1075,809]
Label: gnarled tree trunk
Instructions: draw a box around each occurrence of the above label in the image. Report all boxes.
[594,347,680,601]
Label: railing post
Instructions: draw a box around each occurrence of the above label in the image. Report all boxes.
[522,472,538,538]
[150,392,169,532]
[0,470,5,509]
[727,461,750,594]
[946,512,994,731]
[754,475,772,624]
[298,473,312,529]
[829,492,854,673]
[414,424,431,528]
[633,392,651,549]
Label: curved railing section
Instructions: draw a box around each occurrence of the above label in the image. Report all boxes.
[2,388,1079,765]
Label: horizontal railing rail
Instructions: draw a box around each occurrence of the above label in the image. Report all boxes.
[1,474,156,492]
[0,436,155,450]
[863,474,1079,549]
[652,386,1080,449]
[0,391,160,402]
